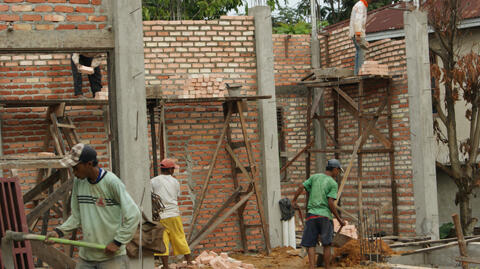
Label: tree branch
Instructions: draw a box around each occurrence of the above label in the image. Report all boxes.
[436,161,462,187]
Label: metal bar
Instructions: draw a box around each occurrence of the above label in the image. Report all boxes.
[149,105,158,177]
[188,108,233,241]
[386,81,399,236]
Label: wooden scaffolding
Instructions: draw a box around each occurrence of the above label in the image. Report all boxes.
[0,99,109,268]
[282,73,399,235]
[147,95,272,254]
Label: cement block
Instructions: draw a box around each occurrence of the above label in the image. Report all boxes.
[313,68,354,78]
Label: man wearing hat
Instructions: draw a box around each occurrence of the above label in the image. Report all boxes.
[45,143,141,268]
[151,159,192,269]
[292,159,346,269]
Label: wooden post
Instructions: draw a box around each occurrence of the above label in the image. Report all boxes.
[452,213,469,269]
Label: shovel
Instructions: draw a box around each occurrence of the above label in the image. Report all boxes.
[332,225,352,248]
[1,230,106,269]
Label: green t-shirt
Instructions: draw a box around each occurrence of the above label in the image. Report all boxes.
[303,173,338,219]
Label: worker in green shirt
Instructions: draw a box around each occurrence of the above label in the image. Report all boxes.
[45,143,141,269]
[292,159,346,269]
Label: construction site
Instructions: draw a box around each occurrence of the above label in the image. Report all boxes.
[1,0,480,268]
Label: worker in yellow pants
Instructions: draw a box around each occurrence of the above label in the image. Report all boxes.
[151,159,192,269]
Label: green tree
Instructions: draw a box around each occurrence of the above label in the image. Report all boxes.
[142,0,243,20]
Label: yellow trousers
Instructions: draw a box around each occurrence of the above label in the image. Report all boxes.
[157,216,191,256]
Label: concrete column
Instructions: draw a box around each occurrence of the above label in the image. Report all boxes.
[112,0,154,266]
[404,10,439,239]
[248,6,282,248]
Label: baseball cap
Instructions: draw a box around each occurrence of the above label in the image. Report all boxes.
[327,159,344,172]
[60,143,97,167]
[160,158,176,169]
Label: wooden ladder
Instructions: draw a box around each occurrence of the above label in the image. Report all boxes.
[188,99,271,254]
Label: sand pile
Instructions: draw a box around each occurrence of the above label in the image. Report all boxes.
[334,239,395,267]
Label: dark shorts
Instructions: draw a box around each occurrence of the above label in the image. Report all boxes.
[300,214,334,247]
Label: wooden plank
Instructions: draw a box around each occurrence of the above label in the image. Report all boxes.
[30,241,76,269]
[26,180,73,226]
[189,191,254,249]
[453,214,469,269]
[145,91,271,102]
[225,145,254,182]
[189,188,241,244]
[332,86,358,112]
[339,97,392,149]
[280,140,314,173]
[310,88,324,119]
[401,237,480,256]
[23,170,62,203]
[390,236,477,248]
[0,99,108,108]
[0,159,64,169]
[188,108,232,241]
[456,257,480,264]
[0,29,113,51]
[237,101,271,254]
[57,123,76,129]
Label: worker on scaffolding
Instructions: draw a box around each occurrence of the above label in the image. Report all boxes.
[292,159,346,269]
[151,158,192,269]
[350,0,373,75]
[45,143,141,269]
[71,53,103,98]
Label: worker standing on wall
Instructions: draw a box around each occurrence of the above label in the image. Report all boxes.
[292,159,346,269]
[151,159,192,269]
[350,0,373,75]
[45,143,141,269]
[71,53,103,98]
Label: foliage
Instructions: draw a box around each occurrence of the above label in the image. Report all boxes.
[142,0,243,20]
[439,222,454,239]
[426,0,480,235]
[316,0,400,25]
[274,21,312,34]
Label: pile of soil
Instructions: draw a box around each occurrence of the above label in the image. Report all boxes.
[334,239,395,267]
[230,247,309,269]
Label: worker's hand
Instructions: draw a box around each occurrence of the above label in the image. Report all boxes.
[104,242,120,255]
[355,35,361,43]
[338,218,346,227]
[44,231,58,245]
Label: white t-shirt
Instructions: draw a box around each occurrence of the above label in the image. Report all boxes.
[349,0,367,38]
[151,174,181,219]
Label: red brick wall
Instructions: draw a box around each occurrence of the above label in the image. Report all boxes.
[0,53,110,233]
[0,0,109,31]
[144,16,265,252]
[275,26,415,235]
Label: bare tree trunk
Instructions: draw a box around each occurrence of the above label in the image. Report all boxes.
[458,192,474,235]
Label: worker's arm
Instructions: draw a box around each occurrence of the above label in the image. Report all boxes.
[111,180,141,247]
[328,197,345,227]
[46,179,81,242]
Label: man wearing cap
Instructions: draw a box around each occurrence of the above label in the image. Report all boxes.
[45,143,141,269]
[292,159,346,269]
[151,159,192,269]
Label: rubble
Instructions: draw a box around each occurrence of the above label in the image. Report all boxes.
[157,251,256,269]
[333,219,359,239]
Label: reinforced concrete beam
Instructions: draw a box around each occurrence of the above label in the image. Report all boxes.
[112,0,153,266]
[404,10,439,240]
[249,6,283,248]
[0,30,114,52]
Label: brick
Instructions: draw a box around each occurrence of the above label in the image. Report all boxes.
[22,14,42,21]
[0,5,9,11]
[44,14,65,22]
[54,5,74,12]
[26,0,47,2]
[70,0,90,3]
[36,24,55,30]
[11,5,33,12]
[56,24,75,30]
[66,15,86,22]
[0,14,20,21]
[78,24,95,30]
[76,6,94,13]
[92,0,101,4]
[88,15,106,22]
[13,24,32,30]
[34,5,53,12]
[4,0,23,2]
